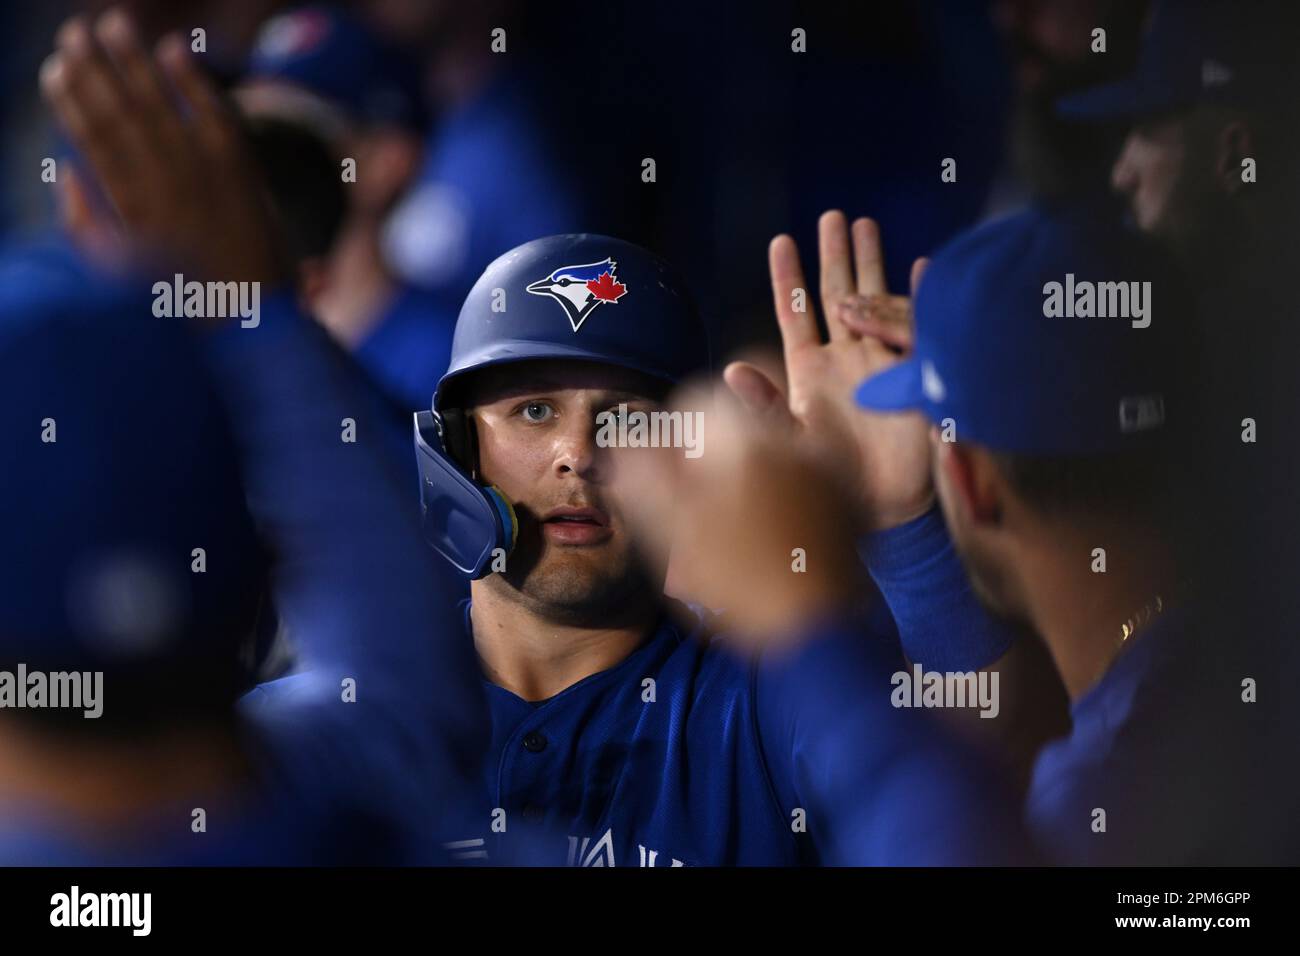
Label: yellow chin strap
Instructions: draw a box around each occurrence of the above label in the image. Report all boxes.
[484,484,518,553]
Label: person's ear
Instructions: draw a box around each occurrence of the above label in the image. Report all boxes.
[1110,129,1141,196]
[1216,119,1255,196]
[935,440,1002,528]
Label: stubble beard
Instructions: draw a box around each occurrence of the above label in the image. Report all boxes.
[489,534,661,628]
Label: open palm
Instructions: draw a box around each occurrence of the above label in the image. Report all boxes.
[724,211,934,531]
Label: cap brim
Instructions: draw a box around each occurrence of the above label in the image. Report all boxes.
[1056,77,1188,121]
[854,358,925,412]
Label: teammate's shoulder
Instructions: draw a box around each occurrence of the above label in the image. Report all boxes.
[0,234,128,318]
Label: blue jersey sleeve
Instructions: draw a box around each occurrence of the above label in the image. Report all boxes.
[755,614,1032,865]
[861,507,1018,671]
[201,290,488,854]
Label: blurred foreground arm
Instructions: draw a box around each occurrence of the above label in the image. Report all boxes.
[40,9,488,851]
[610,392,1033,864]
[736,212,1061,782]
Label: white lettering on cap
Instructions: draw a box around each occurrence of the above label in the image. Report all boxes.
[1119,394,1165,433]
[1202,59,1234,88]
[922,360,947,403]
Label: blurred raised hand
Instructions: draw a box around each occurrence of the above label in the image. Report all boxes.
[40,8,286,286]
[607,382,864,647]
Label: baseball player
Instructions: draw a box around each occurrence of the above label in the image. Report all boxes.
[0,249,270,863]
[29,17,492,863]
[1057,0,1297,269]
[0,243,482,863]
[628,201,1300,864]
[414,231,1033,866]
[851,204,1300,864]
[1057,0,1300,630]
[237,4,445,411]
[43,8,1032,866]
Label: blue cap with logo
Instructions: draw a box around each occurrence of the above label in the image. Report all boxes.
[1057,0,1293,120]
[854,205,1185,456]
[246,5,427,130]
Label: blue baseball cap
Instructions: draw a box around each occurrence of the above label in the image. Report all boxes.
[0,242,266,684]
[854,205,1186,456]
[1058,0,1293,120]
[245,5,428,131]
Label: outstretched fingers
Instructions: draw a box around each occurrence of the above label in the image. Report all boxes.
[42,16,163,223]
[769,234,821,369]
[95,11,192,176]
[851,217,888,297]
[155,32,241,163]
[818,210,855,343]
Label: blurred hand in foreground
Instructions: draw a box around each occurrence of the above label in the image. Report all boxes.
[608,382,864,648]
[40,8,287,287]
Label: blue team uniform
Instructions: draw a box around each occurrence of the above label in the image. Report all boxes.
[0,257,488,865]
[457,514,1028,867]
[1027,606,1300,865]
[1,228,1041,866]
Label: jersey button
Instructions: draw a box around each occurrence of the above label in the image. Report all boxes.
[522,731,548,753]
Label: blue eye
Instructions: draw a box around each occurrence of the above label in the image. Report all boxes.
[522,401,553,423]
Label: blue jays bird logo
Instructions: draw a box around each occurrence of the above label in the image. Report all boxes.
[526,258,627,332]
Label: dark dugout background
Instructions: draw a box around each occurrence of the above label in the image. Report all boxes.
[0,0,1151,357]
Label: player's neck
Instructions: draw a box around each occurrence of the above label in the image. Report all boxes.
[1017,526,1178,703]
[469,581,661,703]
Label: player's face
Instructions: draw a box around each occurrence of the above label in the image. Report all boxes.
[993,0,1113,93]
[468,360,665,619]
[1111,115,1194,237]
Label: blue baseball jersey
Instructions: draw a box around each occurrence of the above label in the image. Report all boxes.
[1026,605,1300,865]
[467,601,813,867]
[456,574,1028,867]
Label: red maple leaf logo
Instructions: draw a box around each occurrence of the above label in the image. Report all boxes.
[586,272,627,303]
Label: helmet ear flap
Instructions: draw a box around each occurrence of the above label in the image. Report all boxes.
[437,406,478,477]
[413,410,515,578]
[438,406,516,551]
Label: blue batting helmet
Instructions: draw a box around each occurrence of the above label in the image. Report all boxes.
[414,234,709,578]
